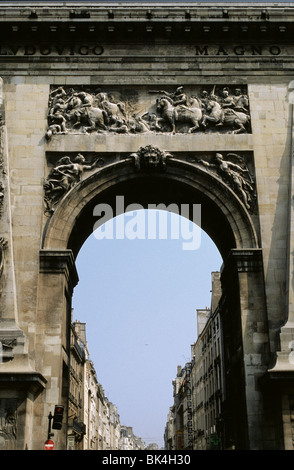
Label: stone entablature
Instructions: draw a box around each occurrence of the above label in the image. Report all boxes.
[0,2,294,76]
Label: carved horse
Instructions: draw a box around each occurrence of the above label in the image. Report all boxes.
[83,107,109,132]
[66,105,108,132]
[156,97,203,134]
[96,92,126,124]
[202,100,250,134]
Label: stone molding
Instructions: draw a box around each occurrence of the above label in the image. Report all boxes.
[0,372,47,395]
[39,249,79,290]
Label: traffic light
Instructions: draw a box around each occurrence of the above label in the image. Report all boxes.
[52,405,64,430]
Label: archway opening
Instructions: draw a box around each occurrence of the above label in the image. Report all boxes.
[66,174,237,260]
[72,208,222,449]
[42,162,259,450]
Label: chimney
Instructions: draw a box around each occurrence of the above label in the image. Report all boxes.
[73,321,87,344]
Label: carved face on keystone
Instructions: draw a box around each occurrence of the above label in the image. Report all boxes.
[143,148,161,168]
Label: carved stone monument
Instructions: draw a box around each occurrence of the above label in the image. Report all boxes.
[0,1,294,451]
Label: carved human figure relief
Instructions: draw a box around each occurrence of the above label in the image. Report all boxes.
[45,85,251,138]
[0,237,7,279]
[0,401,17,450]
[43,154,99,215]
[198,152,256,211]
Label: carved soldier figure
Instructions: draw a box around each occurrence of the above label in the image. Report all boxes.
[137,112,161,132]
[49,87,67,106]
[48,96,67,117]
[47,95,68,135]
[159,86,189,107]
[219,87,235,108]
[216,87,236,126]
[108,117,128,133]
[199,90,210,108]
[66,91,95,128]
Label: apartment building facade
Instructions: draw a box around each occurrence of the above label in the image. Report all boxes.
[68,322,87,450]
[68,321,146,450]
[170,363,193,450]
[165,273,226,450]
[191,306,225,449]
[120,425,146,450]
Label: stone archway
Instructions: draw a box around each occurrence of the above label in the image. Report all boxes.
[35,148,271,450]
[42,153,258,256]
[1,1,294,451]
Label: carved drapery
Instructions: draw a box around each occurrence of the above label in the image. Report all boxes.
[0,237,7,279]
[0,110,5,218]
[0,399,17,450]
[45,85,251,139]
[0,85,6,278]
[197,152,256,212]
[43,154,101,215]
[44,147,256,215]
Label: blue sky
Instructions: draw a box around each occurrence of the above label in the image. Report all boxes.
[72,211,222,448]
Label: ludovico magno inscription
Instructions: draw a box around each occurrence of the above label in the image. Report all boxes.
[0,43,282,57]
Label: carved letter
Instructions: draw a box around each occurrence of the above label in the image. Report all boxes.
[10,45,19,55]
[216,46,228,55]
[233,46,245,55]
[269,45,281,55]
[40,46,51,55]
[92,45,104,55]
[195,46,208,55]
[55,45,65,55]
[251,45,262,55]
[78,45,89,55]
[24,45,36,55]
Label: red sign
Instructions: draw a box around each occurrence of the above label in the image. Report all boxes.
[44,439,54,450]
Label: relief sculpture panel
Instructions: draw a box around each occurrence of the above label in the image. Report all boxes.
[46,85,251,139]
[44,148,256,215]
[0,399,17,450]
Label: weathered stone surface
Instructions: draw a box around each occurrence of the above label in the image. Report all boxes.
[0,1,294,450]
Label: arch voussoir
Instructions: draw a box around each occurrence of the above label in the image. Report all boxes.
[42,157,259,259]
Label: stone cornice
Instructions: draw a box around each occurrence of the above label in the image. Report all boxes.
[0,2,294,23]
[39,249,79,291]
[0,2,292,44]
